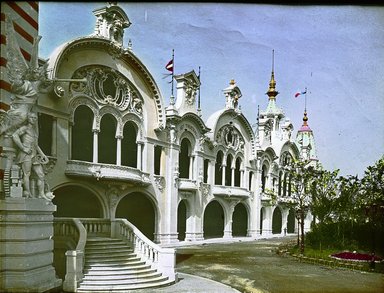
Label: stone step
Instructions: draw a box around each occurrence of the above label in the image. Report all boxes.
[78,276,169,290]
[85,245,133,252]
[77,279,172,292]
[85,258,143,266]
[83,268,157,278]
[82,271,162,282]
[84,263,151,272]
[85,253,137,260]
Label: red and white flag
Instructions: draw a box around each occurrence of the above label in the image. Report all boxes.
[165,59,174,73]
[294,90,307,98]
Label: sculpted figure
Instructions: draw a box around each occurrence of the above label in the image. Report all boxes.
[0,15,50,136]
[12,112,50,199]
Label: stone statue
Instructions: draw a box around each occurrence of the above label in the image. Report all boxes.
[12,112,53,200]
[1,15,54,201]
[0,15,50,136]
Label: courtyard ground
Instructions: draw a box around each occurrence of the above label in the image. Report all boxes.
[173,237,383,293]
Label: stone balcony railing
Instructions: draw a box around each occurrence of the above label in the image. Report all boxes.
[178,178,198,191]
[65,160,151,185]
[212,185,250,199]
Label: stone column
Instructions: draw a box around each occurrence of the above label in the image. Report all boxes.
[92,129,99,163]
[223,205,234,239]
[222,165,226,186]
[137,142,143,170]
[0,198,62,292]
[116,135,122,166]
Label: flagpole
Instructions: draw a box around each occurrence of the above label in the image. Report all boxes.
[171,49,175,98]
[197,66,201,114]
[304,86,307,112]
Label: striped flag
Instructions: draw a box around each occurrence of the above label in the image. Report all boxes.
[295,90,307,98]
[165,59,174,73]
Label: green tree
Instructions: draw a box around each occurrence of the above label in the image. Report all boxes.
[310,168,339,251]
[359,155,384,253]
[287,159,316,254]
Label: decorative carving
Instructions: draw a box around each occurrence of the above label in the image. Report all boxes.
[154,175,166,192]
[173,164,180,188]
[216,124,244,151]
[167,124,177,144]
[185,84,197,105]
[70,65,144,115]
[200,182,211,198]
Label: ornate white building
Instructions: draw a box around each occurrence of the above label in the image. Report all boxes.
[34,3,316,242]
[0,2,319,292]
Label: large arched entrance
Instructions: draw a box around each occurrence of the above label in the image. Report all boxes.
[177,200,187,241]
[272,207,282,234]
[232,203,248,237]
[287,209,296,233]
[53,185,102,217]
[203,201,224,239]
[115,192,156,241]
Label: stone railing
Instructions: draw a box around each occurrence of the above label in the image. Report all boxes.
[112,218,177,282]
[54,218,87,292]
[81,218,111,237]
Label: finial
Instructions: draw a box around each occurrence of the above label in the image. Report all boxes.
[266,50,279,99]
[230,79,236,85]
[303,111,308,126]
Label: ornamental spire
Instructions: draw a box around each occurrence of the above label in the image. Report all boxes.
[299,110,312,132]
[266,49,279,100]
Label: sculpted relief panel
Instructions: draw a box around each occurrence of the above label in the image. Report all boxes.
[70,65,144,115]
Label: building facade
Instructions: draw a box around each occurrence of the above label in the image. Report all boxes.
[2,3,318,246]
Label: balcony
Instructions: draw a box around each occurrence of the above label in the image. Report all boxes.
[178,178,198,191]
[65,160,151,185]
[212,185,250,199]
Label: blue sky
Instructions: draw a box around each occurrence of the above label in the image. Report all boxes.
[39,3,384,177]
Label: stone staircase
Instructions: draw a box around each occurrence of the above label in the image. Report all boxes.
[77,237,173,292]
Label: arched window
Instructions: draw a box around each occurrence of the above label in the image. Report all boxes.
[234,157,241,187]
[225,154,233,186]
[261,165,268,192]
[288,174,292,196]
[203,159,209,183]
[121,121,137,168]
[154,145,162,175]
[215,151,223,185]
[283,173,288,197]
[179,138,191,179]
[278,171,283,196]
[72,105,93,162]
[98,113,117,164]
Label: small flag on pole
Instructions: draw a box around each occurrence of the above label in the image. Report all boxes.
[294,90,307,98]
[165,59,174,73]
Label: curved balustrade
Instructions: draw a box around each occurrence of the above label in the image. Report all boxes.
[112,218,177,282]
[80,218,111,236]
[54,218,87,292]
[54,217,177,290]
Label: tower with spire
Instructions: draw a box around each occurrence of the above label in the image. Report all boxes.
[258,50,293,147]
[296,106,319,166]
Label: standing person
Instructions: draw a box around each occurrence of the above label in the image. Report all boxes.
[12,112,49,198]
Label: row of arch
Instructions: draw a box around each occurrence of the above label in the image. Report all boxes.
[52,185,296,241]
[72,105,139,167]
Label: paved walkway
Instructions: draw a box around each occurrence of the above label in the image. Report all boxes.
[133,273,240,293]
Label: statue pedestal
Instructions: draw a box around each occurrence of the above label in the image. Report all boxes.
[0,198,62,292]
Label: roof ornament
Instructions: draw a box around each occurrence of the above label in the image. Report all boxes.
[266,49,279,100]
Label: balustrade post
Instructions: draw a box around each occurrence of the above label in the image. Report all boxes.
[63,250,84,292]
